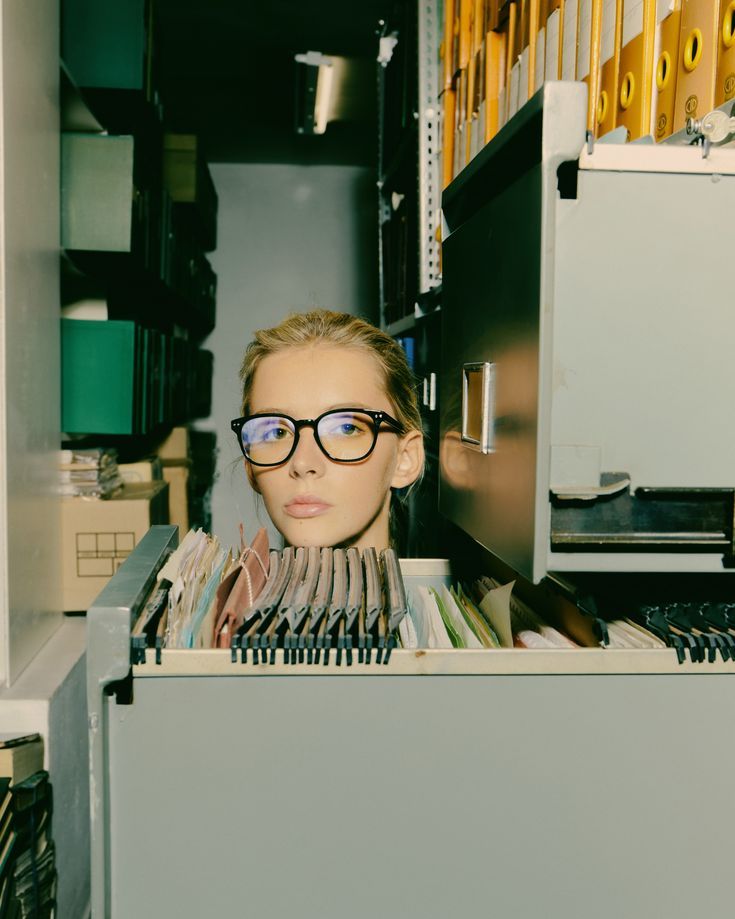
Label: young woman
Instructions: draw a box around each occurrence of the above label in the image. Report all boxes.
[231,310,425,551]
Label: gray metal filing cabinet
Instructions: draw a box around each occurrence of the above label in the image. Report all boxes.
[88,526,735,918]
[441,81,735,582]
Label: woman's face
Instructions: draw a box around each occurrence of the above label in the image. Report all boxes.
[246,344,421,550]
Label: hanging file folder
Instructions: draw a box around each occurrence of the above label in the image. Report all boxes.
[616,0,658,139]
[545,0,564,80]
[653,4,682,138]
[561,0,579,78]
[716,0,735,106]
[597,0,623,135]
[673,0,720,130]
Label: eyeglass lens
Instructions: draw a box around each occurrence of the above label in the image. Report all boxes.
[241,411,380,464]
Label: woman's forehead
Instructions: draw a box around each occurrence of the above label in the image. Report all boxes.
[249,344,390,415]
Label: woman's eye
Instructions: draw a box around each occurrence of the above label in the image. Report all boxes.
[324,414,369,437]
[245,418,293,444]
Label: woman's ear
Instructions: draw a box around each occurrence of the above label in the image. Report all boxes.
[391,430,425,490]
[245,459,261,494]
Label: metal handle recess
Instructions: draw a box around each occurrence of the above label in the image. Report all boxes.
[461,362,495,454]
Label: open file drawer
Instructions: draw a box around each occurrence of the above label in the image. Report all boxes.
[441,82,735,581]
[88,527,735,919]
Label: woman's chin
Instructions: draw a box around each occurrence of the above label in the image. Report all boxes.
[279,519,340,549]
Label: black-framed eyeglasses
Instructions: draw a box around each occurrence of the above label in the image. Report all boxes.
[231,408,403,467]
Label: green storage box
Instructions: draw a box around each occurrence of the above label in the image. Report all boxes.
[62,0,151,92]
[62,319,140,434]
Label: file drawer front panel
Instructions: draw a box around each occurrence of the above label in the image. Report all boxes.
[441,167,542,580]
[106,672,735,919]
[549,167,735,572]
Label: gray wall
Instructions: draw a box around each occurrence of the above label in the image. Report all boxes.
[201,164,378,550]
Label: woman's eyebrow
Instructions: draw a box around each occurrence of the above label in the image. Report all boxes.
[250,403,377,416]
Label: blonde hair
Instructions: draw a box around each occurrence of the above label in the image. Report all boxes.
[239,309,424,546]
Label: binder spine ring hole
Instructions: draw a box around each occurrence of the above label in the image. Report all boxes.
[620,73,635,110]
[684,30,703,73]
[657,53,671,92]
[724,3,735,48]
[596,90,608,125]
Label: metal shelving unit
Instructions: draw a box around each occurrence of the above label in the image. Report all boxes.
[417,0,441,295]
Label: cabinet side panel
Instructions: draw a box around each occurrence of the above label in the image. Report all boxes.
[1,0,62,683]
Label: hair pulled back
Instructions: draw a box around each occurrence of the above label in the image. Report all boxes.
[240,309,423,443]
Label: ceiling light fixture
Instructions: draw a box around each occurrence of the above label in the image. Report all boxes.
[294,51,334,135]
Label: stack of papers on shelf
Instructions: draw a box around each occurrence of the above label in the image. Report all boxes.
[0,736,56,919]
[57,447,123,497]
[8,772,57,919]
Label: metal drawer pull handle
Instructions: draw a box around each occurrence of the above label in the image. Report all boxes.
[461,362,495,454]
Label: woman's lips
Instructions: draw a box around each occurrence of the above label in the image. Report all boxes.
[284,495,332,518]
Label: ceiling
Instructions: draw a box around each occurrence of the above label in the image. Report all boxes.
[155,0,404,165]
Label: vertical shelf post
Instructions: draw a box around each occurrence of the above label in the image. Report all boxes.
[417,0,441,296]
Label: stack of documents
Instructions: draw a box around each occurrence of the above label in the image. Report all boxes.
[0,735,56,919]
[401,575,580,649]
[401,582,501,648]
[56,447,123,497]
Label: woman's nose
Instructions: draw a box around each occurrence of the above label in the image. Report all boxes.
[288,426,325,477]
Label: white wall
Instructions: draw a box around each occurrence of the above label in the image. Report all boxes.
[202,164,378,550]
[0,0,63,684]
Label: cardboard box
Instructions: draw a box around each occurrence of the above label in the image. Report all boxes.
[162,465,189,538]
[61,481,169,612]
[155,426,189,464]
[118,457,163,484]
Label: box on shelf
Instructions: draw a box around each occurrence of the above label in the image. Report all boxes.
[118,457,163,484]
[162,465,189,537]
[61,318,139,435]
[163,134,218,251]
[61,134,135,253]
[155,426,189,464]
[61,481,169,612]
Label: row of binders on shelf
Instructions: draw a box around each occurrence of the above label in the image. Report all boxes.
[125,527,728,667]
[61,318,212,436]
[440,0,735,185]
